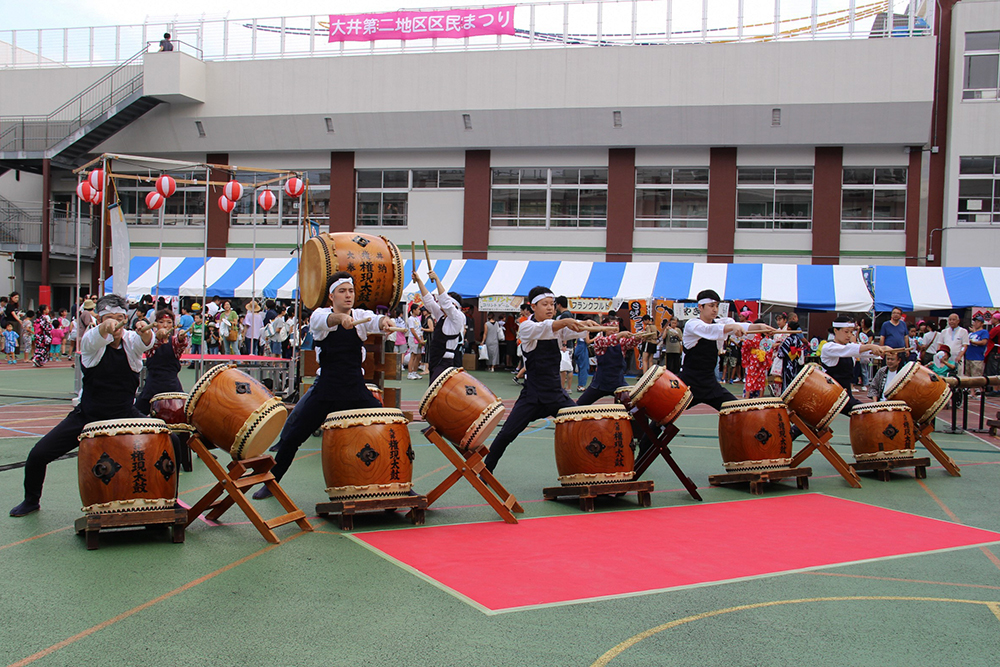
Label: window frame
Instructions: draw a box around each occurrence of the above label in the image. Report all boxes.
[840,166,908,232]
[957,156,1000,225]
[735,167,814,231]
[489,167,609,229]
[963,31,1000,101]
[633,167,710,229]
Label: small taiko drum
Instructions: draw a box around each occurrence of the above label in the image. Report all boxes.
[718,398,794,472]
[299,232,403,311]
[781,363,848,431]
[185,363,287,460]
[628,366,692,425]
[321,408,414,499]
[553,406,635,486]
[419,367,505,451]
[78,418,178,513]
[365,384,384,406]
[150,392,194,433]
[849,401,917,461]
[885,361,952,425]
[614,386,634,409]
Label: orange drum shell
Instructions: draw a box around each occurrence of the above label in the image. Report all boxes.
[421,369,502,451]
[782,364,848,431]
[78,432,178,511]
[850,407,917,460]
[718,403,793,471]
[299,232,403,311]
[554,417,634,482]
[631,368,692,425]
[886,365,951,424]
[321,420,413,493]
[365,384,384,406]
[150,395,188,427]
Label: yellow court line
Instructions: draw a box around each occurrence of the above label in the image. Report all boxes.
[590,596,1000,667]
[6,531,307,667]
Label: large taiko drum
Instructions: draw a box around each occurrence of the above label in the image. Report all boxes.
[321,408,414,499]
[781,363,849,430]
[614,386,634,410]
[78,418,178,513]
[849,401,917,461]
[628,366,692,425]
[299,232,403,311]
[553,406,635,486]
[885,361,952,425]
[718,398,794,472]
[365,384,384,406]
[184,363,287,460]
[150,392,194,433]
[419,367,505,452]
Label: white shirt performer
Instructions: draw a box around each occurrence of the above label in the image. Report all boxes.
[413,269,467,383]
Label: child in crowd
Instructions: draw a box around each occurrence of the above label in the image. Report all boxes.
[20,311,34,363]
[3,323,19,364]
[49,323,65,360]
[929,348,956,378]
[559,341,574,393]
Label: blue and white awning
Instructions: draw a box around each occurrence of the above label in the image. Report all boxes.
[873,266,1000,311]
[106,257,299,299]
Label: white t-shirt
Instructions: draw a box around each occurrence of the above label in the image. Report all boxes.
[682,317,749,351]
[80,325,153,373]
[518,318,587,354]
[407,315,422,346]
[310,308,384,342]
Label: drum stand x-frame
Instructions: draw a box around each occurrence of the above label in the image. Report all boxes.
[915,421,962,477]
[184,434,314,543]
[630,408,702,501]
[422,426,523,524]
[787,413,862,488]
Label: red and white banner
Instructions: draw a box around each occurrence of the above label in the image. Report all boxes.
[328,6,515,42]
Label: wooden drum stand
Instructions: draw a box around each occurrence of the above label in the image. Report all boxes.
[629,408,702,501]
[787,412,863,488]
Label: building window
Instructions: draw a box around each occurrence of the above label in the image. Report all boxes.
[634,168,709,228]
[119,171,207,227]
[840,167,907,231]
[958,156,1000,224]
[736,167,812,230]
[964,31,1000,101]
[490,168,608,228]
[354,168,465,228]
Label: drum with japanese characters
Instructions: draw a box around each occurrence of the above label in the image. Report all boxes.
[849,401,917,461]
[781,363,849,431]
[299,232,403,311]
[78,419,178,514]
[185,363,287,460]
[419,367,505,452]
[628,366,692,425]
[885,361,952,425]
[553,406,635,486]
[321,408,413,499]
[150,392,194,433]
[365,384,384,406]
[718,398,794,472]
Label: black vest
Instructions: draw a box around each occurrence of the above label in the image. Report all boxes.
[141,337,183,396]
[593,343,626,391]
[314,320,367,397]
[524,337,563,397]
[681,337,720,377]
[81,343,140,420]
[428,315,461,370]
[822,355,855,392]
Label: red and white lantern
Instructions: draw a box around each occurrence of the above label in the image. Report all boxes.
[284,177,305,198]
[224,180,244,201]
[76,181,97,203]
[218,195,237,213]
[145,191,165,210]
[155,174,177,198]
[90,191,103,206]
[88,169,105,192]
[257,189,276,211]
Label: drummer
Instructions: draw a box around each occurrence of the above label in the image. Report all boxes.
[412,269,466,384]
[577,315,642,406]
[134,309,187,415]
[482,286,597,472]
[10,294,154,517]
[254,272,392,499]
[820,316,893,414]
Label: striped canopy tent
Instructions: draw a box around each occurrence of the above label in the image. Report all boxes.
[106,256,300,299]
[873,266,1000,311]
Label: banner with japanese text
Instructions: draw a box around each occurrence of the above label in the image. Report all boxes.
[568,297,612,314]
[479,295,524,312]
[625,300,648,333]
[652,299,675,330]
[328,6,515,42]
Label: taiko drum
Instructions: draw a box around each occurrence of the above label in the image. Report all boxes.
[614,386,634,410]
[365,384,384,406]
[849,401,917,461]
[885,361,952,425]
[553,406,635,485]
[78,418,178,513]
[628,366,692,425]
[781,363,849,431]
[184,363,287,460]
[419,367,505,451]
[150,392,194,432]
[299,232,403,311]
[321,408,414,499]
[718,398,794,472]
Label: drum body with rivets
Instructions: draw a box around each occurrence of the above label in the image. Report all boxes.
[718,398,794,472]
[419,367,504,451]
[849,401,917,461]
[885,361,952,425]
[299,232,403,311]
[628,366,692,425]
[553,405,635,486]
[321,408,413,499]
[781,363,849,430]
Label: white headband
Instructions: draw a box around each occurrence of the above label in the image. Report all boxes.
[97,305,127,317]
[531,292,556,305]
[329,277,354,293]
[697,298,718,306]
[832,321,855,329]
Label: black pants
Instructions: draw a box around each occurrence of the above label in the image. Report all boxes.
[428,359,461,385]
[483,391,576,471]
[22,405,144,504]
[576,385,616,406]
[270,385,381,481]
[679,372,738,412]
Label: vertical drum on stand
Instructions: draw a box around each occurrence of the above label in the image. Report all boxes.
[718,398,794,472]
[321,408,414,499]
[553,406,635,485]
[299,232,403,311]
[885,362,952,425]
[419,367,505,452]
[781,363,849,431]
[628,366,692,425]
[150,392,193,433]
[849,401,917,461]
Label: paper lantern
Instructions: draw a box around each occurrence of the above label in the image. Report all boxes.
[257,190,276,211]
[88,169,104,191]
[145,191,165,210]
[218,195,237,213]
[284,177,305,198]
[155,174,177,197]
[224,180,243,201]
[76,181,97,202]
[90,191,103,206]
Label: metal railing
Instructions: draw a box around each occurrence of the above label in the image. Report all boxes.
[0,46,148,153]
[0,216,95,250]
[0,0,934,70]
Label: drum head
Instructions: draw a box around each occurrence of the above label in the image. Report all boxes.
[418,366,464,416]
[323,408,409,430]
[463,401,505,452]
[719,397,786,415]
[300,234,333,310]
[554,405,631,423]
[233,399,288,460]
[630,365,665,403]
[884,361,919,397]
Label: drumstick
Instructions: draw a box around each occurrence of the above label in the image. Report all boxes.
[351,317,372,326]
[411,241,416,268]
[423,240,431,266]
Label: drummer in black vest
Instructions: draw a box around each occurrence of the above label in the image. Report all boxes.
[820,316,892,414]
[254,272,392,499]
[577,314,642,406]
[679,290,776,411]
[483,286,607,472]
[10,294,154,517]
[134,309,187,415]
[413,269,466,384]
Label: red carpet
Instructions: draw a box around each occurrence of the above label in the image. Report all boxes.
[353,494,1000,612]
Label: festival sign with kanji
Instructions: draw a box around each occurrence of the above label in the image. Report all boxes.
[328,6,515,42]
